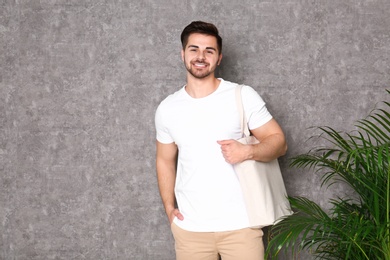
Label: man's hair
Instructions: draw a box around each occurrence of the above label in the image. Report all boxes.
[180,21,223,54]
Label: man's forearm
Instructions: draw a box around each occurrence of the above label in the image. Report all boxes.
[249,133,287,162]
[156,162,177,215]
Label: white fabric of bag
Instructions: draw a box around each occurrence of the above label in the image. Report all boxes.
[234,85,293,227]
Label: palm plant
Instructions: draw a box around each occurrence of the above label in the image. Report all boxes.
[266,90,390,260]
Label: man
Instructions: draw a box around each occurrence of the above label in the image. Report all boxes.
[155,21,287,260]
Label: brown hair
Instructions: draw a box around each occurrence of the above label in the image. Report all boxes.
[180,21,222,54]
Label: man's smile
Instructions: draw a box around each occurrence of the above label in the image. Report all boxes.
[193,62,208,68]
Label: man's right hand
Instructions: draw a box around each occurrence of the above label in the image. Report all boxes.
[168,208,184,224]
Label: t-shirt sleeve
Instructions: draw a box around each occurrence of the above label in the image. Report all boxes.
[241,85,273,130]
[155,103,174,144]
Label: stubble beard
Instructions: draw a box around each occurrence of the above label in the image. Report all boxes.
[184,58,217,79]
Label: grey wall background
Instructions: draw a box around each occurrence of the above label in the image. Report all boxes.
[1,0,389,259]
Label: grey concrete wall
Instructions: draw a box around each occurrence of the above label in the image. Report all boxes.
[1,1,389,259]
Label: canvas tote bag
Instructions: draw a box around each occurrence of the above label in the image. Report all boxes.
[234,85,292,227]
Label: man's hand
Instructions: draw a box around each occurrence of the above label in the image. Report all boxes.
[218,119,287,164]
[217,139,251,164]
[167,208,184,224]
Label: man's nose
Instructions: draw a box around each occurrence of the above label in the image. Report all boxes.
[197,50,205,60]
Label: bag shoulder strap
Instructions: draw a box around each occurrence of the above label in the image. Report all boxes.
[235,85,251,137]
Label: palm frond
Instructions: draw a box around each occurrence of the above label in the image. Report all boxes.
[267,90,390,259]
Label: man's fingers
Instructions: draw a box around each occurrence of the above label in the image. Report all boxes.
[217,139,234,145]
[176,212,184,221]
[173,209,184,221]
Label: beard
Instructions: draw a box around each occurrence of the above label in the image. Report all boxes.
[184,58,218,79]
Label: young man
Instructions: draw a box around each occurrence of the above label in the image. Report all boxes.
[155,21,287,260]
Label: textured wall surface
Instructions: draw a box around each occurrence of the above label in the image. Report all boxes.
[1,0,389,259]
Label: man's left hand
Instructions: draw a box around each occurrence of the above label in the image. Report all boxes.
[217,139,251,164]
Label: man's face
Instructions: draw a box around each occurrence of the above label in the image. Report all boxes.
[181,33,222,79]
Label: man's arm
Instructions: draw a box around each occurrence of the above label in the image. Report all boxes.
[156,141,184,224]
[248,118,287,161]
[217,118,287,164]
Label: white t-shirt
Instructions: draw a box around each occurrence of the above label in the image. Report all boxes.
[155,79,273,232]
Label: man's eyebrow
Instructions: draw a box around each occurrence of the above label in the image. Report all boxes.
[187,45,199,49]
[187,45,217,52]
[206,47,217,51]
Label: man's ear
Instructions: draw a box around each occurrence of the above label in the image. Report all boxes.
[181,49,184,61]
[217,53,223,65]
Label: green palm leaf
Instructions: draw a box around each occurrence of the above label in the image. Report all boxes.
[266,90,390,260]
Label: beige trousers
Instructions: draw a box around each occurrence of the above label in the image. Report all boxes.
[171,223,264,260]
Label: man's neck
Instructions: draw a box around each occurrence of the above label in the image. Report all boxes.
[185,76,221,99]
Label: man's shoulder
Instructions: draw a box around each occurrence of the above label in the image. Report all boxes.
[219,79,257,94]
[157,86,186,114]
[219,78,237,87]
[217,78,240,93]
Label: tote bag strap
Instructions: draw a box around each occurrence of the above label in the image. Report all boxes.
[235,85,251,138]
